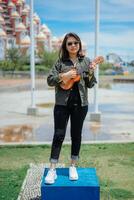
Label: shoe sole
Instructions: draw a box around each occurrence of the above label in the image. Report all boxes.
[69,177,78,181]
[45,180,55,184]
[45,174,57,185]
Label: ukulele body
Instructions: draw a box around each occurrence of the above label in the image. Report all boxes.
[60,75,80,90]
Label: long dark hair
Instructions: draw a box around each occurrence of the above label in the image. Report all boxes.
[59,32,84,61]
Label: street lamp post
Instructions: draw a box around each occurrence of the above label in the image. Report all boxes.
[90,0,101,121]
[27,0,38,115]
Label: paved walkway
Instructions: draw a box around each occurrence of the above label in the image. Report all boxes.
[17,163,65,200]
[0,78,134,144]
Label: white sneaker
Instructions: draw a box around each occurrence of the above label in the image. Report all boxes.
[45,169,57,184]
[69,166,78,180]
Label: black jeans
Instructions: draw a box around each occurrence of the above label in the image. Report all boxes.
[50,104,88,163]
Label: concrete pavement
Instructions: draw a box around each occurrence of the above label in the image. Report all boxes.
[0,78,134,144]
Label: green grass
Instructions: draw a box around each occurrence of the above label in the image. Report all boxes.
[0,143,134,200]
[0,167,27,200]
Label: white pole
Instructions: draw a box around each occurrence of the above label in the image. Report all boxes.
[94,0,100,113]
[30,0,36,108]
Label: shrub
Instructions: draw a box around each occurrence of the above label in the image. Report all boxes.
[39,50,59,69]
[0,48,30,74]
[99,62,113,71]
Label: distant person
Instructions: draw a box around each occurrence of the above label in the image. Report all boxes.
[45,32,98,184]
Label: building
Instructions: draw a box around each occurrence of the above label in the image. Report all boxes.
[0,0,52,60]
[0,0,87,60]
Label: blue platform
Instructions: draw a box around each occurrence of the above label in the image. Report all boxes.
[41,168,100,200]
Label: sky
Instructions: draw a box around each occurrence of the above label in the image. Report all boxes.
[27,0,134,61]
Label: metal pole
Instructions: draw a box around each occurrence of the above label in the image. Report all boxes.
[94,0,100,112]
[30,0,36,108]
[27,0,38,115]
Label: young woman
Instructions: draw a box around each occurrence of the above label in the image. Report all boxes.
[45,32,97,184]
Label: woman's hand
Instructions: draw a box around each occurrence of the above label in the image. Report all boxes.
[64,68,77,78]
[89,56,104,70]
[89,62,97,70]
[60,68,77,84]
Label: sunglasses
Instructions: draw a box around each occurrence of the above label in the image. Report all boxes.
[67,41,79,46]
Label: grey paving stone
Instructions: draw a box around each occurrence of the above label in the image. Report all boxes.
[17,163,65,200]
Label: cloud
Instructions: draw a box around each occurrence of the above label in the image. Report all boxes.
[33,0,94,12]
[107,0,134,7]
[80,30,134,48]
[100,0,134,22]
[79,29,134,59]
[33,0,93,23]
[26,0,134,59]
[31,0,134,23]
[100,31,134,49]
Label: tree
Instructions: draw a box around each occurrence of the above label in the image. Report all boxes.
[6,47,21,73]
[39,50,59,69]
[0,47,30,76]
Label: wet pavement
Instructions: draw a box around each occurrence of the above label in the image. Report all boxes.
[0,79,134,144]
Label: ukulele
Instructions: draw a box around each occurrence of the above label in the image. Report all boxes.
[60,56,104,90]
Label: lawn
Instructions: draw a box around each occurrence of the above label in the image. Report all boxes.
[0,143,134,200]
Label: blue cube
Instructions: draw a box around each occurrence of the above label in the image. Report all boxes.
[41,168,100,200]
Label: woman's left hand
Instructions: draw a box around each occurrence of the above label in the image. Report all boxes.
[89,62,97,70]
[89,56,104,70]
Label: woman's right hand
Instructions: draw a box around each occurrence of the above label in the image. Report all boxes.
[64,68,77,78]
[60,69,77,83]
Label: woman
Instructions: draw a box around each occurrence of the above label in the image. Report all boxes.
[45,32,97,184]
